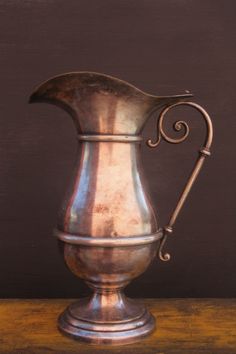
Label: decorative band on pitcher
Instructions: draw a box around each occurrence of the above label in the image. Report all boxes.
[55,228,163,247]
[77,134,143,143]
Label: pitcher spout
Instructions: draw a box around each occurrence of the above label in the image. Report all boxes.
[29,71,193,135]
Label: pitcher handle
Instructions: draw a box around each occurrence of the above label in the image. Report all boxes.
[147,102,213,261]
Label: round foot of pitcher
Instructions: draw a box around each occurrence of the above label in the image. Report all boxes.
[58,295,156,345]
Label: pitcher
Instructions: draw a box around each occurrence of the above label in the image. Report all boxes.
[29,72,213,345]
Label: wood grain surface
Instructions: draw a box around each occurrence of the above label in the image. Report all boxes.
[0,299,235,354]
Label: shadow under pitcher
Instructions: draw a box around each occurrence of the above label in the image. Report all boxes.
[29,72,213,345]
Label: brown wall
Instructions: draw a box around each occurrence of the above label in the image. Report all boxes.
[0,0,235,298]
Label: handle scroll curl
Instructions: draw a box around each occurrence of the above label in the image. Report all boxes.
[147,102,213,262]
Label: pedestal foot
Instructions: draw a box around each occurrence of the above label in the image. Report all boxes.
[58,291,156,345]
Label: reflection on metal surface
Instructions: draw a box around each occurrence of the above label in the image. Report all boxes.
[29,72,213,345]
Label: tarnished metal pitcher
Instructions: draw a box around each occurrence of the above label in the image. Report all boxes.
[29,72,213,345]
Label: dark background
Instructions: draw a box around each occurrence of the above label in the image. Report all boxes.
[0,0,235,298]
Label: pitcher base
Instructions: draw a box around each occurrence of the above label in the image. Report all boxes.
[58,296,156,345]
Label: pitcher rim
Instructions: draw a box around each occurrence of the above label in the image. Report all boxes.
[29,70,193,103]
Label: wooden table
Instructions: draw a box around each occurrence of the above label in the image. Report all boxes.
[0,299,235,354]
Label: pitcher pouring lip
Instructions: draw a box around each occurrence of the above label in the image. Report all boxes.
[29,71,193,135]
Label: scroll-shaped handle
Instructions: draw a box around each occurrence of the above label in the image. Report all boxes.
[147,102,213,262]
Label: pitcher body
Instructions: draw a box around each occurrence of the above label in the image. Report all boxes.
[30,72,213,345]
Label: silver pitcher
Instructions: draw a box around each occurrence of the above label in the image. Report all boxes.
[29,72,213,345]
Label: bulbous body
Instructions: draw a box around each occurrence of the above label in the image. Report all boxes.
[60,141,158,237]
[29,72,211,345]
[60,140,159,288]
